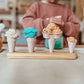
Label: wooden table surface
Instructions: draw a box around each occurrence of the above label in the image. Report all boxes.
[0,45,84,84]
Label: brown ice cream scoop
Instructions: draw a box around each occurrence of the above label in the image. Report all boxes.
[67,37,77,43]
[52,29,62,34]
[43,23,62,34]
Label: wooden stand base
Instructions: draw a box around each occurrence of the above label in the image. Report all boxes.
[7,51,77,60]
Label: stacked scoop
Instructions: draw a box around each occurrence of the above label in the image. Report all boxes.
[5,29,18,52]
[43,23,62,53]
[43,23,62,35]
[23,27,38,52]
[67,37,77,53]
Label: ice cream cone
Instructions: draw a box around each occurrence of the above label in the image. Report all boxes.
[68,41,76,53]
[7,37,16,52]
[43,33,62,53]
[48,38,55,53]
[27,38,36,52]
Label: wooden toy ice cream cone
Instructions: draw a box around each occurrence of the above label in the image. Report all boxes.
[27,38,36,52]
[68,41,76,53]
[48,38,55,53]
[7,37,16,52]
[67,37,77,53]
[43,33,62,53]
[5,29,18,52]
[43,23,63,53]
[23,27,38,53]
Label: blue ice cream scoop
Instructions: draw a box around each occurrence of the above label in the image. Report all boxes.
[23,27,38,38]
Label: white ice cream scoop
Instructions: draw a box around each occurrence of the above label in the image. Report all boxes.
[0,23,5,32]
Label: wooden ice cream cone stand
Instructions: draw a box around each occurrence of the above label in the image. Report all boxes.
[6,26,78,60]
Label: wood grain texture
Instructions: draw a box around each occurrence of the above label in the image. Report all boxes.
[3,44,84,48]
[7,51,77,60]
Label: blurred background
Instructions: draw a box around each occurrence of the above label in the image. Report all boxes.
[0,0,84,45]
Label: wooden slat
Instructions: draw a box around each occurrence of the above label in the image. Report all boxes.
[7,51,77,60]
[3,44,84,48]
